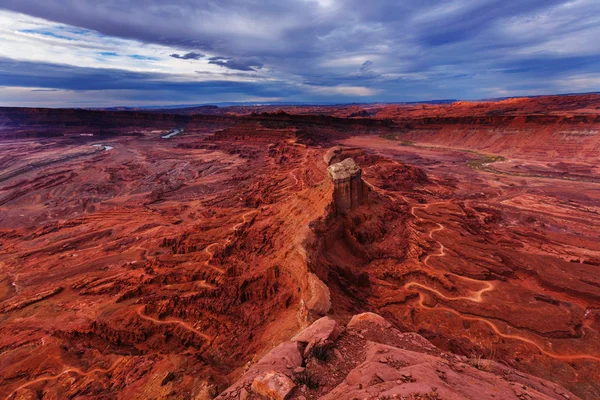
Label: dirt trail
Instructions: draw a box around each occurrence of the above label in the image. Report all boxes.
[289,169,300,186]
[362,172,600,364]
[414,294,600,362]
[203,209,259,273]
[136,305,213,343]
[5,358,123,399]
[405,279,494,304]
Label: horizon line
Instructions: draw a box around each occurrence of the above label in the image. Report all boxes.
[1,90,599,111]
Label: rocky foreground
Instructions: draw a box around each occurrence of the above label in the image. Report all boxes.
[216,312,578,400]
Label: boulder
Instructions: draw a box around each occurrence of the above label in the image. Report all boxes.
[294,316,341,344]
[304,273,331,316]
[347,312,392,329]
[251,371,295,400]
[214,342,302,399]
[293,316,341,357]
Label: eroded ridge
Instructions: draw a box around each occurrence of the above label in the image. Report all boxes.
[344,136,600,399]
[0,121,336,399]
[2,98,600,399]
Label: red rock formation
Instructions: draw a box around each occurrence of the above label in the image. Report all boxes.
[2,95,600,399]
[217,313,580,399]
[327,158,367,214]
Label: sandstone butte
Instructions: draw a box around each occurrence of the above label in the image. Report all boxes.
[326,157,367,214]
[1,94,600,399]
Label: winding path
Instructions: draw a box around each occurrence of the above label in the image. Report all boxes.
[203,209,259,273]
[405,279,494,304]
[289,169,300,186]
[362,168,600,364]
[5,358,123,399]
[136,306,213,344]
[413,293,600,363]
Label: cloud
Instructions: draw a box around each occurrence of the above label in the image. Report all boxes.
[0,57,360,108]
[208,57,264,71]
[170,52,204,60]
[1,1,600,105]
[360,60,373,72]
[0,57,280,94]
[321,55,378,68]
[20,28,74,41]
[555,73,600,92]
[0,86,287,108]
[307,84,380,97]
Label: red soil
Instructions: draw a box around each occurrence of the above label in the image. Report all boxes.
[336,135,600,399]
[1,93,600,399]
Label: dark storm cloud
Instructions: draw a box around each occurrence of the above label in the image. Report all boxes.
[0,58,293,97]
[208,57,263,71]
[360,61,373,72]
[3,0,566,57]
[408,0,567,47]
[2,0,600,104]
[170,52,204,60]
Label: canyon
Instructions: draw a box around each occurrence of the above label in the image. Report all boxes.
[0,94,600,399]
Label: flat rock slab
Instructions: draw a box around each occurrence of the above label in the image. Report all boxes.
[321,341,580,400]
[294,316,340,344]
[327,158,360,181]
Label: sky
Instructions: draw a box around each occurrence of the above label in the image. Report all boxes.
[0,0,599,107]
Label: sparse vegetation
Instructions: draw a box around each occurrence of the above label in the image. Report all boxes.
[311,342,334,362]
[468,339,497,371]
[381,133,508,174]
[293,369,320,389]
[380,133,416,146]
[467,154,506,171]
[380,133,398,141]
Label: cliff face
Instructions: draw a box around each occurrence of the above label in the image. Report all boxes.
[394,118,600,159]
[327,158,367,213]
[0,107,236,138]
[0,122,336,399]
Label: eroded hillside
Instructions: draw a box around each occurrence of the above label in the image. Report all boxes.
[1,95,600,399]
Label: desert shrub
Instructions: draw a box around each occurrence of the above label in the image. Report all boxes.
[310,342,334,362]
[293,370,319,389]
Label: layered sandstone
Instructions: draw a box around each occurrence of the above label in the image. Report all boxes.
[2,94,600,399]
[0,120,335,399]
[327,158,367,213]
